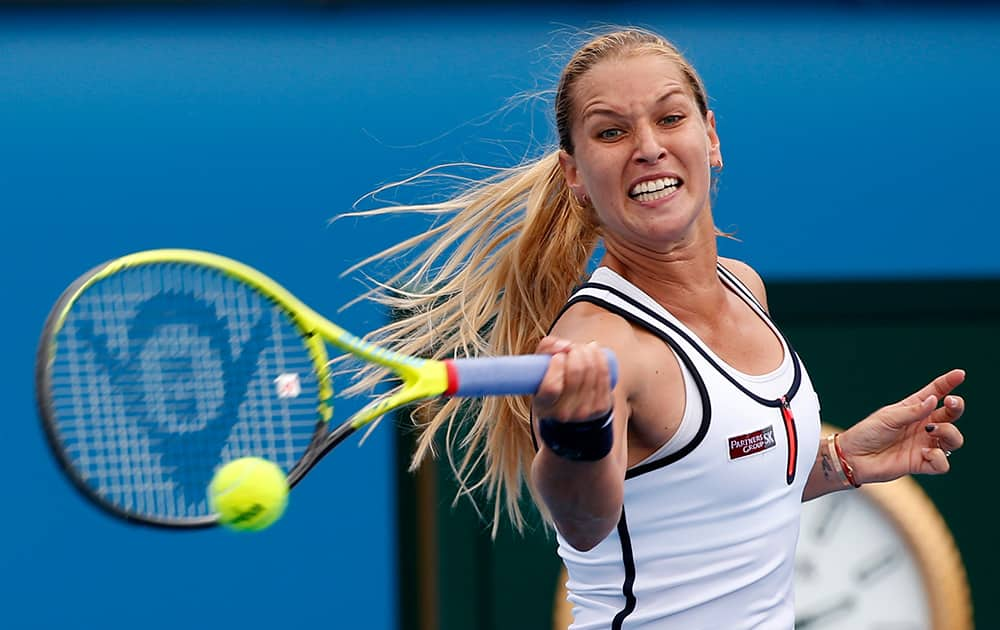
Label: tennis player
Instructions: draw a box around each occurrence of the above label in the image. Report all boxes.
[344,27,966,629]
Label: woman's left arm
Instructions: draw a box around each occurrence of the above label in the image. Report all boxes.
[803,369,967,501]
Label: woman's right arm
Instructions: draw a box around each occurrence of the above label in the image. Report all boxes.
[530,313,635,552]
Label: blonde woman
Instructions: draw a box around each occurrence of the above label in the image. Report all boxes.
[344,28,966,629]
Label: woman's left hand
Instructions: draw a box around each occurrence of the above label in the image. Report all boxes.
[838,369,966,484]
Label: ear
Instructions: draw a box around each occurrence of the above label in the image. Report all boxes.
[706,110,723,168]
[558,149,587,201]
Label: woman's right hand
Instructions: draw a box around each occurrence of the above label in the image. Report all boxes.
[532,336,615,423]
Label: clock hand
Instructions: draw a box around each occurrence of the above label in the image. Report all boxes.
[794,595,856,629]
[854,546,901,584]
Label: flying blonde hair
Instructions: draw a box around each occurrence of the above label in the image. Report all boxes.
[338,27,714,536]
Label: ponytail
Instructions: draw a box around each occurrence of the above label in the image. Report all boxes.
[339,150,600,534]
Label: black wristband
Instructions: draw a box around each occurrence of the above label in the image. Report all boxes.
[538,410,614,461]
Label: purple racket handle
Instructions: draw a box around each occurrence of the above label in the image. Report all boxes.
[444,349,618,397]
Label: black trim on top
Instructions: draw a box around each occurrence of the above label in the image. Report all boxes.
[715,262,767,313]
[714,264,804,485]
[562,294,713,479]
[578,280,806,484]
[611,508,638,630]
[578,281,803,408]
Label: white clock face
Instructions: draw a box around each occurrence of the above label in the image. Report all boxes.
[795,490,931,629]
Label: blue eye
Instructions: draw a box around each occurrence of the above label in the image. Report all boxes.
[598,128,624,140]
[660,115,684,125]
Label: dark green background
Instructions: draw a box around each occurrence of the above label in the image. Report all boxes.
[398,278,995,630]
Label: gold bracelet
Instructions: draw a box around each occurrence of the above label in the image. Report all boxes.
[833,433,862,488]
[825,433,856,489]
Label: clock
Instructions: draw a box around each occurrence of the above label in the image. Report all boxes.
[551,425,973,629]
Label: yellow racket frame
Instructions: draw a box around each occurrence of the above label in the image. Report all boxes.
[46,248,451,430]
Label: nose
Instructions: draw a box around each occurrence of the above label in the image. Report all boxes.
[633,123,667,164]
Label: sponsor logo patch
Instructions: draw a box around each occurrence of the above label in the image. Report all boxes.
[728,425,776,460]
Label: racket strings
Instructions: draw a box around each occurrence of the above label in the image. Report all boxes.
[47,263,323,523]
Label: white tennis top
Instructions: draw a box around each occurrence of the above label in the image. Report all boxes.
[555,265,822,630]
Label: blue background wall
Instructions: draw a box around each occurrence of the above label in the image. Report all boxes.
[1,4,996,628]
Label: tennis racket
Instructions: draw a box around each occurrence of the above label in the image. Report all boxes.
[35,249,618,529]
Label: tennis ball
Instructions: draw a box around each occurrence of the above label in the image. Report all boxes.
[208,457,289,532]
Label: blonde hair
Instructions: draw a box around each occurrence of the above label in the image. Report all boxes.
[339,27,713,535]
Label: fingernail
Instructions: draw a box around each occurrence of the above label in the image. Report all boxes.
[922,447,932,458]
[925,424,937,433]
[946,396,959,408]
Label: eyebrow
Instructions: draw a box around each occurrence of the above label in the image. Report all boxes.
[581,88,688,122]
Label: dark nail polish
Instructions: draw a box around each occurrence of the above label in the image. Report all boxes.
[925,424,937,433]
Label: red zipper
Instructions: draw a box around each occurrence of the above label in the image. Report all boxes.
[779,395,798,485]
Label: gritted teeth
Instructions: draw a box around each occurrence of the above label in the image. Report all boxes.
[629,176,682,199]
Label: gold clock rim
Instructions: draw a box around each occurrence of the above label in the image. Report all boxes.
[551,426,974,630]
[855,467,973,630]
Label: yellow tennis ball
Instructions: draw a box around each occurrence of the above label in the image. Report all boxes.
[208,457,289,532]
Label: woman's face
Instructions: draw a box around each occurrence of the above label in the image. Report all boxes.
[559,53,721,255]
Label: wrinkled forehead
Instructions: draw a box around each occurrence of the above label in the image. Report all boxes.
[569,53,698,118]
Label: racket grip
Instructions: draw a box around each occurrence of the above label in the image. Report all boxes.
[446,349,618,397]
